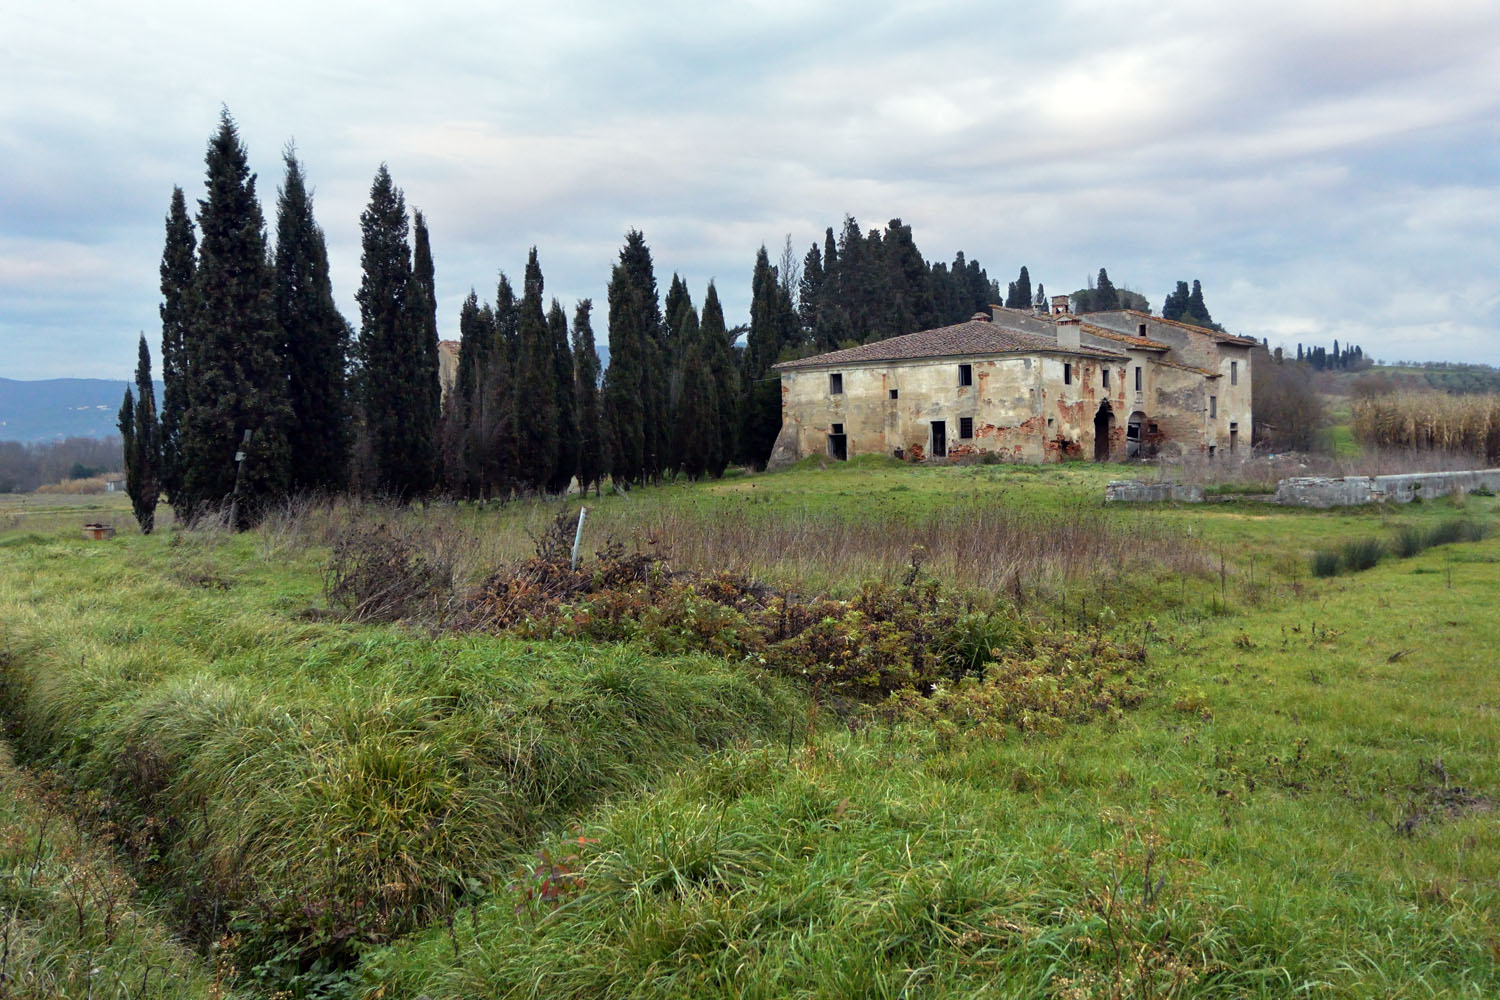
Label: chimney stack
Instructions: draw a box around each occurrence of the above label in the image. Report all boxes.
[1056,315,1081,351]
[1050,294,1071,316]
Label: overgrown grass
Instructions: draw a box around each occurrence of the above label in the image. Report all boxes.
[0,531,802,993]
[358,533,1500,998]
[0,742,238,998]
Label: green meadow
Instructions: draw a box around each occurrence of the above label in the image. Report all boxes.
[1,461,1496,997]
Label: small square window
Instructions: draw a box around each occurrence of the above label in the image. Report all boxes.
[889,388,899,400]
[831,423,844,435]
[958,364,973,387]
[1102,367,1110,388]
[1063,362,1072,385]
[829,373,843,394]
[959,417,973,439]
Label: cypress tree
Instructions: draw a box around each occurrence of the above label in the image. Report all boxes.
[702,282,739,477]
[158,186,196,506]
[411,211,443,455]
[512,248,558,492]
[674,307,717,481]
[1006,266,1032,309]
[1162,281,1192,322]
[546,297,578,494]
[1034,283,1047,312]
[483,274,520,497]
[741,246,788,467]
[1093,268,1120,312]
[572,299,604,497]
[177,110,292,527]
[273,147,350,494]
[356,165,436,498]
[601,233,657,487]
[118,334,161,533]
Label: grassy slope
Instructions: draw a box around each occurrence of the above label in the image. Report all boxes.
[362,531,1500,998]
[0,742,236,998]
[0,529,801,991]
[2,463,1498,997]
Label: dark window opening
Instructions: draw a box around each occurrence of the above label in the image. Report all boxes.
[959,417,973,439]
[1064,362,1072,385]
[957,364,973,387]
[828,424,847,460]
[1209,395,1217,418]
[829,372,843,394]
[1137,323,1147,337]
[1231,361,1238,385]
[1229,422,1238,454]
[1209,445,1216,459]
[1134,367,1142,392]
[931,420,947,458]
[1102,367,1110,388]
[889,388,899,400]
[831,423,844,434]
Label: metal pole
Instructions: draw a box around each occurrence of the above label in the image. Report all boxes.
[570,507,588,570]
[228,428,252,528]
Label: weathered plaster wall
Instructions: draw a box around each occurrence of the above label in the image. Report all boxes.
[775,351,1133,465]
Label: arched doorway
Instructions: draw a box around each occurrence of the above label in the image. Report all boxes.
[1093,402,1114,461]
[1126,411,1145,458]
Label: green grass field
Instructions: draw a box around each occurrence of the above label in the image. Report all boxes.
[1,461,1496,997]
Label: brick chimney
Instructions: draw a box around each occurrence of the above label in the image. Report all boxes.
[1050,294,1071,316]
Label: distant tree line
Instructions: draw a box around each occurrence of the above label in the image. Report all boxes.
[1295,341,1367,372]
[0,438,122,494]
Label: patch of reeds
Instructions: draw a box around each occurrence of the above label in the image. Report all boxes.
[1351,392,1500,462]
[1315,517,1489,576]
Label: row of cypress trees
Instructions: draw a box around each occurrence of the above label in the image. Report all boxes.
[119,113,1015,528]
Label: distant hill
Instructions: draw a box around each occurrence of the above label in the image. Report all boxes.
[0,378,162,443]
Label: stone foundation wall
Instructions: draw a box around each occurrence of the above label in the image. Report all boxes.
[1274,469,1500,508]
[1104,480,1205,502]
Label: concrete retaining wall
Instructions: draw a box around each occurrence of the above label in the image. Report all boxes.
[1105,480,1205,503]
[1274,468,1500,508]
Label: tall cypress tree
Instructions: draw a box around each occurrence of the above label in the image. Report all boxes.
[741,245,786,467]
[158,186,196,506]
[702,282,739,477]
[1005,266,1032,309]
[1093,268,1120,312]
[411,211,443,459]
[356,166,436,498]
[177,110,291,527]
[118,334,161,533]
[572,299,604,497]
[512,248,558,492]
[482,274,520,497]
[546,297,578,494]
[273,147,350,494]
[601,233,656,487]
[673,306,716,481]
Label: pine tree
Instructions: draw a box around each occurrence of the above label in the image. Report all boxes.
[158,186,196,506]
[118,334,161,533]
[355,166,437,498]
[572,299,604,496]
[273,147,350,494]
[546,298,578,494]
[512,248,559,492]
[177,110,292,527]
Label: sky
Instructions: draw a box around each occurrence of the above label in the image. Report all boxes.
[2,0,1498,380]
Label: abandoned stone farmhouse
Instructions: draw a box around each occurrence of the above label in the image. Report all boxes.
[768,300,1254,465]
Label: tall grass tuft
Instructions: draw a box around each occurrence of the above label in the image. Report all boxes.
[1339,537,1385,573]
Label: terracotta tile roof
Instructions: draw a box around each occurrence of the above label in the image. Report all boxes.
[1155,357,1221,377]
[1117,310,1258,346]
[1078,322,1170,350]
[772,320,1126,371]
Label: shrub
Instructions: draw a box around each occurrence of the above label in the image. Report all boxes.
[1391,525,1428,559]
[1339,537,1385,572]
[323,521,453,622]
[1311,551,1341,577]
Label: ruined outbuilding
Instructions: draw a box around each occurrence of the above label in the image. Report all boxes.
[768,304,1253,466]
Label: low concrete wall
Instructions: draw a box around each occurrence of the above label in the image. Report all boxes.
[1105,480,1205,503]
[1275,468,1500,508]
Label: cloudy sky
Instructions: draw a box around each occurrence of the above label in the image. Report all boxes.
[3,0,1498,380]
